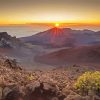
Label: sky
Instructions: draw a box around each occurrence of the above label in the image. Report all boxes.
[0,0,100,25]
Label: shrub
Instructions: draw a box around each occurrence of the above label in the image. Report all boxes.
[74,71,100,95]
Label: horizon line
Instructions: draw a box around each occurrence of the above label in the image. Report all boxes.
[0,22,100,26]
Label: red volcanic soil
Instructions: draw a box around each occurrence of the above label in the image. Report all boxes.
[0,48,13,56]
[35,45,100,65]
[0,48,12,52]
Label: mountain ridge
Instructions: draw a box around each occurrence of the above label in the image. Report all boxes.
[20,27,100,48]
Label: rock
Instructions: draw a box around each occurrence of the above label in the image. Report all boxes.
[88,90,95,96]
[64,94,83,100]
[43,82,59,92]
[0,37,12,48]
[82,96,91,100]
[3,87,12,97]
[43,82,52,90]
[25,82,65,100]
[0,32,11,40]
[69,91,78,95]
[51,97,59,100]
[5,90,23,100]
[0,87,3,99]
[62,88,74,96]
[93,95,100,100]
[4,59,22,70]
[26,81,40,91]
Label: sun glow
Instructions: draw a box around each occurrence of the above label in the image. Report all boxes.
[55,23,60,27]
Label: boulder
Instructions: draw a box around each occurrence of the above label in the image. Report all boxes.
[5,90,23,100]
[3,87,12,97]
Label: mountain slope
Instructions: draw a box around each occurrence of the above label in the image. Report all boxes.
[35,45,100,65]
[21,27,75,48]
[20,28,100,48]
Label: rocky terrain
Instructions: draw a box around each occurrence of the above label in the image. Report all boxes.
[0,30,100,100]
[0,56,100,100]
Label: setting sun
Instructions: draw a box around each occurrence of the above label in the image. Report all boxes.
[55,23,60,27]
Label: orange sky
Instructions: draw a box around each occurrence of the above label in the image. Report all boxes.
[0,0,100,25]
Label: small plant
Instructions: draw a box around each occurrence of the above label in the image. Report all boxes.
[27,74,34,81]
[74,71,100,95]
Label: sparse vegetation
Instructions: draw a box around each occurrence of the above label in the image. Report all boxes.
[0,57,100,100]
[74,71,100,96]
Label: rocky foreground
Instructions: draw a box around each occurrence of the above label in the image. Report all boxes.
[0,57,100,100]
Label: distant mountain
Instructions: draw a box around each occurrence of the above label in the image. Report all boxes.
[20,28,100,48]
[0,32,23,48]
[20,28,75,48]
[35,45,100,65]
[0,32,31,60]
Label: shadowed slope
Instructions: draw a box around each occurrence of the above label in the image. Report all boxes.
[35,45,100,65]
